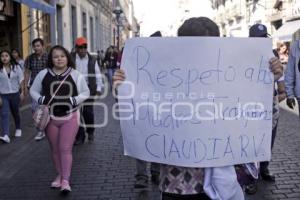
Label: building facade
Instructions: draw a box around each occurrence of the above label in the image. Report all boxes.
[0,0,22,51]
[0,0,139,59]
[0,0,56,57]
[113,0,139,49]
[212,0,300,43]
[98,0,113,52]
[212,0,264,37]
[55,0,114,53]
[269,0,300,42]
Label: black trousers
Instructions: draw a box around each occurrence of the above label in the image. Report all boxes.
[76,103,94,142]
[162,192,210,200]
[260,123,278,171]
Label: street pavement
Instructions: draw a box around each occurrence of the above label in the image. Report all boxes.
[0,95,299,200]
[246,102,300,200]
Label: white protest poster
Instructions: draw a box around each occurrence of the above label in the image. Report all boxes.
[117,37,274,168]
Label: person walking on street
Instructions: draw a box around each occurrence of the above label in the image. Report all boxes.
[113,17,283,200]
[134,31,162,189]
[11,49,25,72]
[236,24,286,195]
[23,38,48,141]
[104,46,118,91]
[72,37,103,145]
[100,50,105,65]
[278,43,289,70]
[0,50,24,143]
[249,24,286,183]
[30,45,90,193]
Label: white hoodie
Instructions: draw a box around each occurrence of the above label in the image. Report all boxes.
[204,166,245,200]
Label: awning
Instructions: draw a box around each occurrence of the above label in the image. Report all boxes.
[12,0,56,14]
[273,20,300,41]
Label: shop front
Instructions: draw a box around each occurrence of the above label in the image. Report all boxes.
[274,1,300,43]
[0,0,56,55]
[14,0,55,56]
[0,0,22,51]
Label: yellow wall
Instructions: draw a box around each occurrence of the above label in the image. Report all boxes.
[21,5,30,58]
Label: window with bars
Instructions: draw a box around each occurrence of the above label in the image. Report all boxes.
[82,11,87,38]
[71,5,77,45]
[34,11,50,46]
[90,16,94,51]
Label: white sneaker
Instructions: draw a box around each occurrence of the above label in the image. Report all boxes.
[34,131,45,141]
[0,135,10,143]
[15,129,22,137]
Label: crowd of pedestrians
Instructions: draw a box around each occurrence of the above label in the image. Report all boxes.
[0,36,121,194]
[0,15,298,199]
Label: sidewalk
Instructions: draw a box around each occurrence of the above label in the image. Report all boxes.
[0,95,159,200]
[0,96,299,200]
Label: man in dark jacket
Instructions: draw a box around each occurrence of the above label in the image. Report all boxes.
[238,24,286,195]
[72,37,103,145]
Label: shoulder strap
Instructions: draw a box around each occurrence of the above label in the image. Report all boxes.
[47,70,71,106]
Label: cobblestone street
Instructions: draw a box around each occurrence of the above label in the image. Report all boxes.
[0,95,299,200]
[246,103,300,200]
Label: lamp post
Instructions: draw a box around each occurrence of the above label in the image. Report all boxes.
[113,6,123,50]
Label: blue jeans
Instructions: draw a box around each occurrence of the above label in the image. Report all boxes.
[260,123,278,171]
[107,68,116,90]
[0,92,21,136]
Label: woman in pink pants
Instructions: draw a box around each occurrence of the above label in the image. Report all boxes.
[30,45,90,194]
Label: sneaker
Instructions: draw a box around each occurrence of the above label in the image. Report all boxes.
[34,131,45,141]
[60,180,71,194]
[134,176,148,188]
[51,175,61,188]
[0,135,10,143]
[260,168,276,182]
[15,129,22,137]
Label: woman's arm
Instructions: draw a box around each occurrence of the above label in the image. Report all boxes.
[72,71,90,105]
[29,70,46,104]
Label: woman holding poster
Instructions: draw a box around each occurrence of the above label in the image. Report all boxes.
[114,17,283,200]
